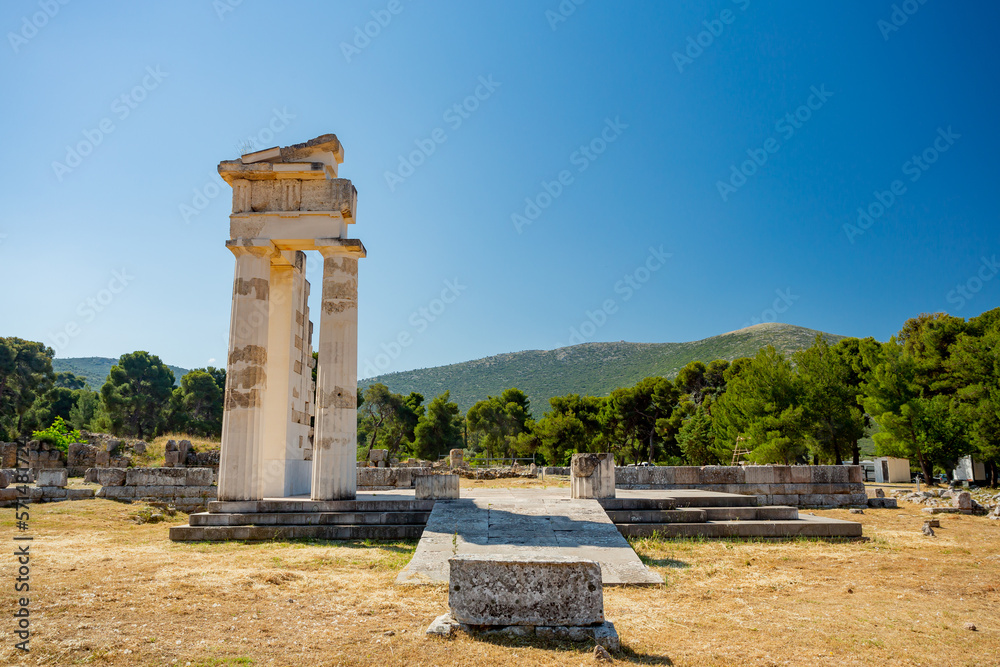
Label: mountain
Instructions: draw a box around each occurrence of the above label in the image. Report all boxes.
[361,323,847,413]
[52,357,190,390]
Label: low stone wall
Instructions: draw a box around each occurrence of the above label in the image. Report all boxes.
[614,465,867,508]
[541,467,570,477]
[93,467,217,512]
[0,467,95,506]
[357,466,436,489]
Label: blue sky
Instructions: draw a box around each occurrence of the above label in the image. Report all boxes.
[1,1,997,377]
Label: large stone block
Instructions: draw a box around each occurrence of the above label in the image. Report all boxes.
[670,466,701,485]
[790,466,812,484]
[614,466,638,486]
[85,467,127,486]
[125,468,189,486]
[701,465,743,485]
[415,474,459,500]
[184,468,215,486]
[36,469,68,487]
[848,465,863,484]
[829,466,850,484]
[770,465,792,483]
[572,453,615,499]
[449,555,603,627]
[811,467,833,484]
[743,466,774,485]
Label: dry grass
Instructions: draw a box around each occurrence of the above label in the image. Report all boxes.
[1,499,998,666]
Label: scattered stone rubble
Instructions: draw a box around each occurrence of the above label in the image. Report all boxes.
[893,488,999,517]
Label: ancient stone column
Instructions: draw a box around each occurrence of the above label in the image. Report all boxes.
[311,241,363,500]
[217,242,272,501]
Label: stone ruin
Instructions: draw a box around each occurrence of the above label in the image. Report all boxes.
[214,134,364,502]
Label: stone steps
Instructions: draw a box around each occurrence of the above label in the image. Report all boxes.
[598,492,860,539]
[169,523,425,542]
[603,505,799,524]
[207,499,435,513]
[615,516,862,539]
[189,511,431,526]
[170,497,436,542]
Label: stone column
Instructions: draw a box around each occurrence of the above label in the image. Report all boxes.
[311,246,360,500]
[260,253,296,498]
[217,242,272,501]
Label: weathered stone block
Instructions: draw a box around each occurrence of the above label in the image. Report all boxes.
[125,468,188,486]
[415,474,459,500]
[770,465,792,483]
[955,491,972,510]
[85,467,127,486]
[36,469,68,487]
[848,465,863,484]
[811,467,833,484]
[614,466,637,486]
[449,555,603,627]
[743,466,774,485]
[184,468,215,486]
[369,448,388,463]
[829,466,850,484]
[671,466,701,485]
[790,466,811,484]
[701,465,743,485]
[572,453,615,499]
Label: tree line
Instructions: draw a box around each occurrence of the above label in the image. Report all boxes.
[2,307,997,484]
[0,344,224,444]
[360,308,1000,484]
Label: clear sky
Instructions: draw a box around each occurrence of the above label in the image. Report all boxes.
[1,1,997,377]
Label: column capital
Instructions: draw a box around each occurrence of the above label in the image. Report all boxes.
[315,238,367,259]
[226,238,275,259]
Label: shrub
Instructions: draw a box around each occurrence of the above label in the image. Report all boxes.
[31,416,84,453]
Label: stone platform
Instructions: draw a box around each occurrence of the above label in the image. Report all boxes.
[396,488,663,586]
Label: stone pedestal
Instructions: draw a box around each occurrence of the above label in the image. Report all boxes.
[571,453,615,499]
[449,449,464,468]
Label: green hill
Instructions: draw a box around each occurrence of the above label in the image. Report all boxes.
[362,323,846,413]
[52,357,190,390]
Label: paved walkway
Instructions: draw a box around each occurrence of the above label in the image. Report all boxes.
[395,488,662,586]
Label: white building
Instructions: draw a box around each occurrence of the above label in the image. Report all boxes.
[953,455,987,483]
[873,457,910,484]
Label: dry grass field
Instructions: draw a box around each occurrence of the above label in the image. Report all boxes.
[1,491,998,666]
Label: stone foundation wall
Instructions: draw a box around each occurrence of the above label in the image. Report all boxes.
[614,465,867,508]
[357,466,436,489]
[92,467,217,512]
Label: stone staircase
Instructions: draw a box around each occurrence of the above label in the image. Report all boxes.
[600,493,862,539]
[169,498,434,541]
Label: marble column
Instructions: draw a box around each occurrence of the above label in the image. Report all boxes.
[311,246,360,500]
[217,242,272,501]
